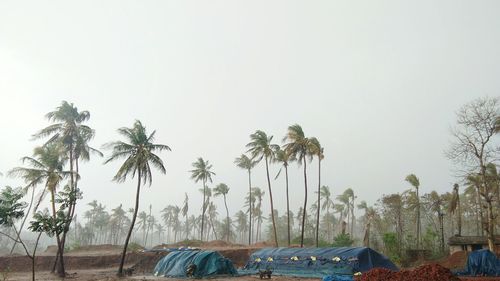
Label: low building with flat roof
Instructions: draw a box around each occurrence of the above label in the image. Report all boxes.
[448,235,500,254]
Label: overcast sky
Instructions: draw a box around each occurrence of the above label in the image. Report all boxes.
[1,1,500,221]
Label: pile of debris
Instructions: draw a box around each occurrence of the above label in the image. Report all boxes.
[355,264,459,281]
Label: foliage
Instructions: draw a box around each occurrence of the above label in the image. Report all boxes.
[332,233,354,247]
[0,187,27,227]
[29,209,66,236]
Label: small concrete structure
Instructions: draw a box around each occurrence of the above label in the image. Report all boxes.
[448,235,500,254]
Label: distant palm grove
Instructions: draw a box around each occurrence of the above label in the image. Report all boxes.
[1,97,500,279]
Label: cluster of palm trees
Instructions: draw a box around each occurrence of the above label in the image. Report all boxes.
[1,97,499,279]
[232,125,326,248]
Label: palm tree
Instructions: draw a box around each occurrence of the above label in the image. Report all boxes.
[214,183,230,241]
[273,148,293,246]
[450,183,461,236]
[309,137,324,247]
[189,157,215,241]
[33,101,99,275]
[283,124,311,247]
[246,130,279,247]
[9,144,71,277]
[465,174,484,236]
[104,120,170,276]
[234,154,258,245]
[320,186,334,241]
[181,193,189,240]
[252,187,265,241]
[405,174,421,249]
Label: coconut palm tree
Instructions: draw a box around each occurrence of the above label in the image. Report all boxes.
[234,154,258,245]
[405,174,421,249]
[246,130,279,247]
[273,148,293,246]
[320,186,334,241]
[450,183,461,236]
[465,174,484,235]
[252,187,265,241]
[33,101,100,275]
[283,124,311,247]
[104,120,170,276]
[189,157,215,241]
[9,144,71,277]
[181,193,189,240]
[214,183,230,241]
[309,137,324,247]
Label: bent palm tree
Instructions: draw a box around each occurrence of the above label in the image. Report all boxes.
[309,137,324,247]
[405,174,421,249]
[320,186,334,241]
[9,144,71,277]
[189,157,215,241]
[247,130,279,247]
[283,124,311,247]
[104,120,170,276]
[234,154,258,245]
[214,183,230,241]
[33,101,100,275]
[273,148,293,246]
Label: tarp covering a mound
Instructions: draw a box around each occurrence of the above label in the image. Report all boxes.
[241,247,398,278]
[153,250,237,278]
[457,249,500,276]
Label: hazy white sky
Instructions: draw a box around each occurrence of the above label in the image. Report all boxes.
[1,1,500,220]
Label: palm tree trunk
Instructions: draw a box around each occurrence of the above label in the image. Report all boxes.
[265,156,278,247]
[117,171,141,276]
[300,158,308,248]
[201,178,206,241]
[416,188,420,249]
[315,158,321,247]
[223,195,230,242]
[50,187,66,277]
[485,199,496,252]
[476,186,484,236]
[285,165,291,247]
[248,169,252,245]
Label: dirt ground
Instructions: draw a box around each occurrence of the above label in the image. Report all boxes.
[2,244,499,281]
[6,268,319,281]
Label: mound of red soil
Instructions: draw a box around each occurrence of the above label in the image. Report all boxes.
[356,264,459,281]
[438,251,468,270]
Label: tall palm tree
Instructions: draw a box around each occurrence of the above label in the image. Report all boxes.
[234,154,258,245]
[273,148,293,246]
[252,187,265,241]
[320,186,334,241]
[33,101,99,275]
[450,183,461,236]
[214,183,230,241]
[104,120,170,276]
[283,124,311,247]
[246,130,279,247]
[181,193,189,240]
[190,157,215,241]
[309,137,324,247]
[465,174,484,235]
[9,144,71,277]
[405,174,421,249]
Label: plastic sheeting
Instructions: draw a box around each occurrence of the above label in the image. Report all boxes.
[457,249,500,277]
[240,247,398,278]
[153,250,237,278]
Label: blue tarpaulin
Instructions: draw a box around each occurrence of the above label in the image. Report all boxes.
[240,247,398,278]
[457,249,500,276]
[153,250,237,278]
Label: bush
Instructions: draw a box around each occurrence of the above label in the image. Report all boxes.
[127,242,143,252]
[332,233,354,247]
